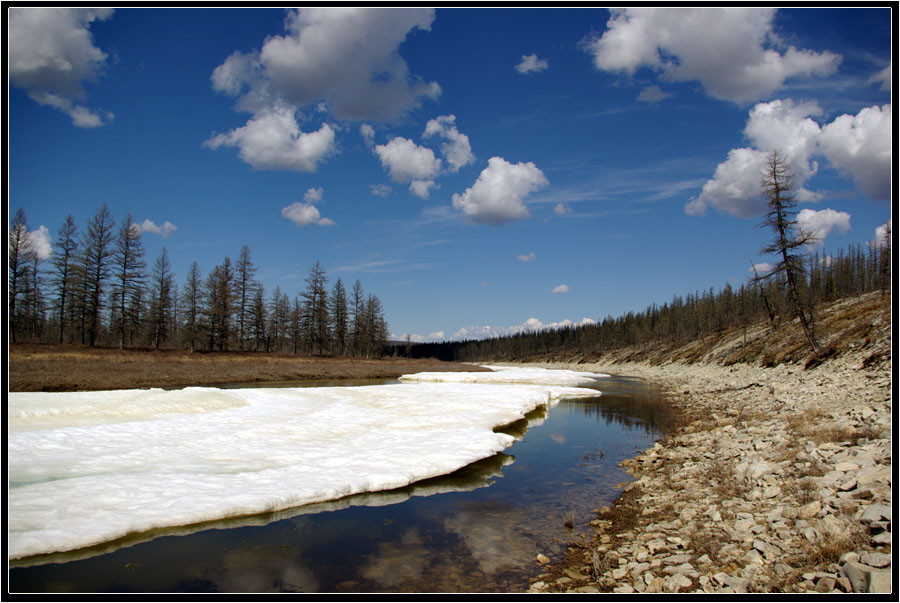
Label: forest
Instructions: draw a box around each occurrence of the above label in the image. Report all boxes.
[405,235,892,363]
[8,205,390,356]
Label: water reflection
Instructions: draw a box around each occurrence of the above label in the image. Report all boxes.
[444,502,538,574]
[9,375,669,593]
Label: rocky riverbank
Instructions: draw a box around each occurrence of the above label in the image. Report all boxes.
[525,347,892,594]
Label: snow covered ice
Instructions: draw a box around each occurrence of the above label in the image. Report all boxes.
[8,367,604,560]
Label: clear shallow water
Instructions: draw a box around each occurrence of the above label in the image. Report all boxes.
[9,375,670,594]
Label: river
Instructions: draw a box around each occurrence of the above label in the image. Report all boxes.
[8,374,671,594]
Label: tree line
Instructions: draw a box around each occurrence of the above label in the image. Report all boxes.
[405,152,891,363]
[8,204,389,356]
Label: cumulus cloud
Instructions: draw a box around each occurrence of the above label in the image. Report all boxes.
[550,284,570,294]
[583,7,841,103]
[796,208,851,247]
[873,219,892,248]
[205,107,336,172]
[360,123,376,147]
[29,225,53,260]
[749,262,773,276]
[210,7,440,123]
[687,100,892,218]
[452,157,549,225]
[304,187,324,204]
[517,252,536,262]
[515,53,548,74]
[8,7,115,127]
[817,104,892,202]
[423,115,475,173]
[281,187,334,226]
[374,137,441,198]
[451,317,595,341]
[139,219,178,238]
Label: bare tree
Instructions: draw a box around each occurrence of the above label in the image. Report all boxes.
[149,246,174,350]
[329,277,348,356]
[235,245,257,351]
[8,208,33,343]
[300,261,329,355]
[755,150,820,355]
[51,215,79,343]
[113,213,147,348]
[81,204,116,347]
[181,261,202,353]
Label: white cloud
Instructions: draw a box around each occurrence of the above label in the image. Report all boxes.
[8,7,115,127]
[375,137,441,182]
[281,187,334,226]
[210,7,440,123]
[303,187,324,204]
[817,104,892,202]
[517,252,536,262]
[281,202,335,227]
[868,64,891,92]
[685,147,770,218]
[687,100,892,218]
[409,179,438,199]
[583,7,841,103]
[450,317,595,341]
[370,183,392,197]
[452,157,549,226]
[29,225,53,260]
[139,219,178,239]
[360,123,376,147]
[796,208,851,247]
[515,53,548,74]
[874,219,892,248]
[550,284,570,295]
[636,85,672,103]
[423,115,475,173]
[749,262,773,276]
[205,107,336,172]
[554,203,572,216]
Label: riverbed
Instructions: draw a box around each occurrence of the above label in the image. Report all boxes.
[9,374,671,594]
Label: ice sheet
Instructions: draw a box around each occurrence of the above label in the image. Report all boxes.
[399,365,609,386]
[8,377,599,560]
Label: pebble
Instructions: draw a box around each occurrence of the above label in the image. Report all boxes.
[525,338,892,594]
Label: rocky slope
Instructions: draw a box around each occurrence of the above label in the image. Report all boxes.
[525,292,892,594]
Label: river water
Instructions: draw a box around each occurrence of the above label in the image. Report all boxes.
[8,374,671,594]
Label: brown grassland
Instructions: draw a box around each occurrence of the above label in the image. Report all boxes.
[8,345,484,392]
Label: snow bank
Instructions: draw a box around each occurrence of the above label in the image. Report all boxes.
[8,375,599,560]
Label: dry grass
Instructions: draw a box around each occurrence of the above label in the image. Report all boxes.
[9,344,486,392]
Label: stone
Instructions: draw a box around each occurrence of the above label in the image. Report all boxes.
[646,538,666,554]
[744,550,765,566]
[859,552,891,569]
[612,584,634,594]
[798,501,822,519]
[860,503,892,524]
[664,573,693,593]
[815,576,836,592]
[568,585,600,593]
[840,561,893,593]
[871,531,891,545]
[536,553,550,565]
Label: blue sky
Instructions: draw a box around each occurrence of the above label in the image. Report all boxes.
[8,7,893,343]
